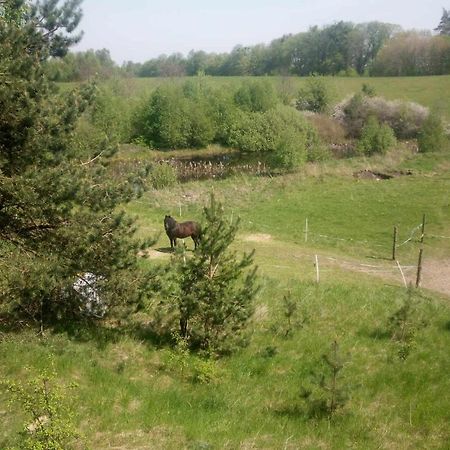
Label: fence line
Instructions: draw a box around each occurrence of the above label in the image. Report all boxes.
[396,224,422,248]
[429,234,450,240]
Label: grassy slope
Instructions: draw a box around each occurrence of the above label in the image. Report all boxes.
[2,78,450,449]
[2,149,449,449]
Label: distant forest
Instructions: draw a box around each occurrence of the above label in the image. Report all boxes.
[47,13,450,81]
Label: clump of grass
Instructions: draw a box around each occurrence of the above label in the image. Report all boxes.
[149,161,178,189]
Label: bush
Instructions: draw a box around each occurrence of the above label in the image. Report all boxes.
[357,116,397,155]
[334,94,428,138]
[227,110,279,153]
[234,79,278,112]
[230,105,319,152]
[418,112,447,153]
[149,162,178,189]
[227,106,324,169]
[134,81,226,149]
[89,82,134,144]
[270,128,306,170]
[2,363,79,450]
[137,84,191,148]
[187,101,217,148]
[361,83,376,97]
[296,77,332,113]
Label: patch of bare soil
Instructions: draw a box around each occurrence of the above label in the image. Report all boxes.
[242,234,449,297]
[353,169,413,180]
[244,233,272,242]
[324,255,449,297]
[421,258,450,297]
[138,249,170,259]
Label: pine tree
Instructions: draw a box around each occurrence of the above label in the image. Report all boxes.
[0,1,150,325]
[435,8,450,35]
[173,195,258,354]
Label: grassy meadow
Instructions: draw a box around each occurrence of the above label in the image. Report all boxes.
[1,76,450,449]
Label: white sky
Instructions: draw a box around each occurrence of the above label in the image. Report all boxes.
[74,0,447,64]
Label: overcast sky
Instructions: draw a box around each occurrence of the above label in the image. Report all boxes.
[74,0,447,64]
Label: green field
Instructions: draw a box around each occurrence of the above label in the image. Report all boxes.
[2,153,450,449]
[2,77,450,449]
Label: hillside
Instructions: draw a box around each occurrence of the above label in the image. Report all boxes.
[2,142,449,449]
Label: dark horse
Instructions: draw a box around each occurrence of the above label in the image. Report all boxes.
[164,215,201,250]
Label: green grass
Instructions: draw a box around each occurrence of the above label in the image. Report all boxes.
[3,151,450,448]
[1,280,449,449]
[129,149,450,263]
[2,80,450,449]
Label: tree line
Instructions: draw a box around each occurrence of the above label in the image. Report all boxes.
[47,10,450,81]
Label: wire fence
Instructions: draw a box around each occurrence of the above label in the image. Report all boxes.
[248,216,449,291]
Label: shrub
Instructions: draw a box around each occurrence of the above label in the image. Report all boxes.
[89,82,134,144]
[149,162,178,189]
[230,105,320,154]
[334,94,428,138]
[208,89,245,146]
[270,128,306,170]
[361,83,376,97]
[227,110,279,153]
[296,77,332,113]
[418,112,447,153]
[134,81,226,149]
[357,116,397,155]
[138,84,191,148]
[234,79,278,112]
[2,363,79,450]
[187,101,217,148]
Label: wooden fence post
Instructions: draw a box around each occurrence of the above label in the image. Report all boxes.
[305,218,308,243]
[315,254,320,283]
[415,248,424,288]
[392,226,398,260]
[420,214,426,244]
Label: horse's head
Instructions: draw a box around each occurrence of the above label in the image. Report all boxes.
[164,215,176,231]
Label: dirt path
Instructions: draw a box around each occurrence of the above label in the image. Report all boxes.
[144,233,450,298]
[242,233,450,298]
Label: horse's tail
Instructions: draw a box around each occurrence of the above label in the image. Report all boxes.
[193,223,202,248]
